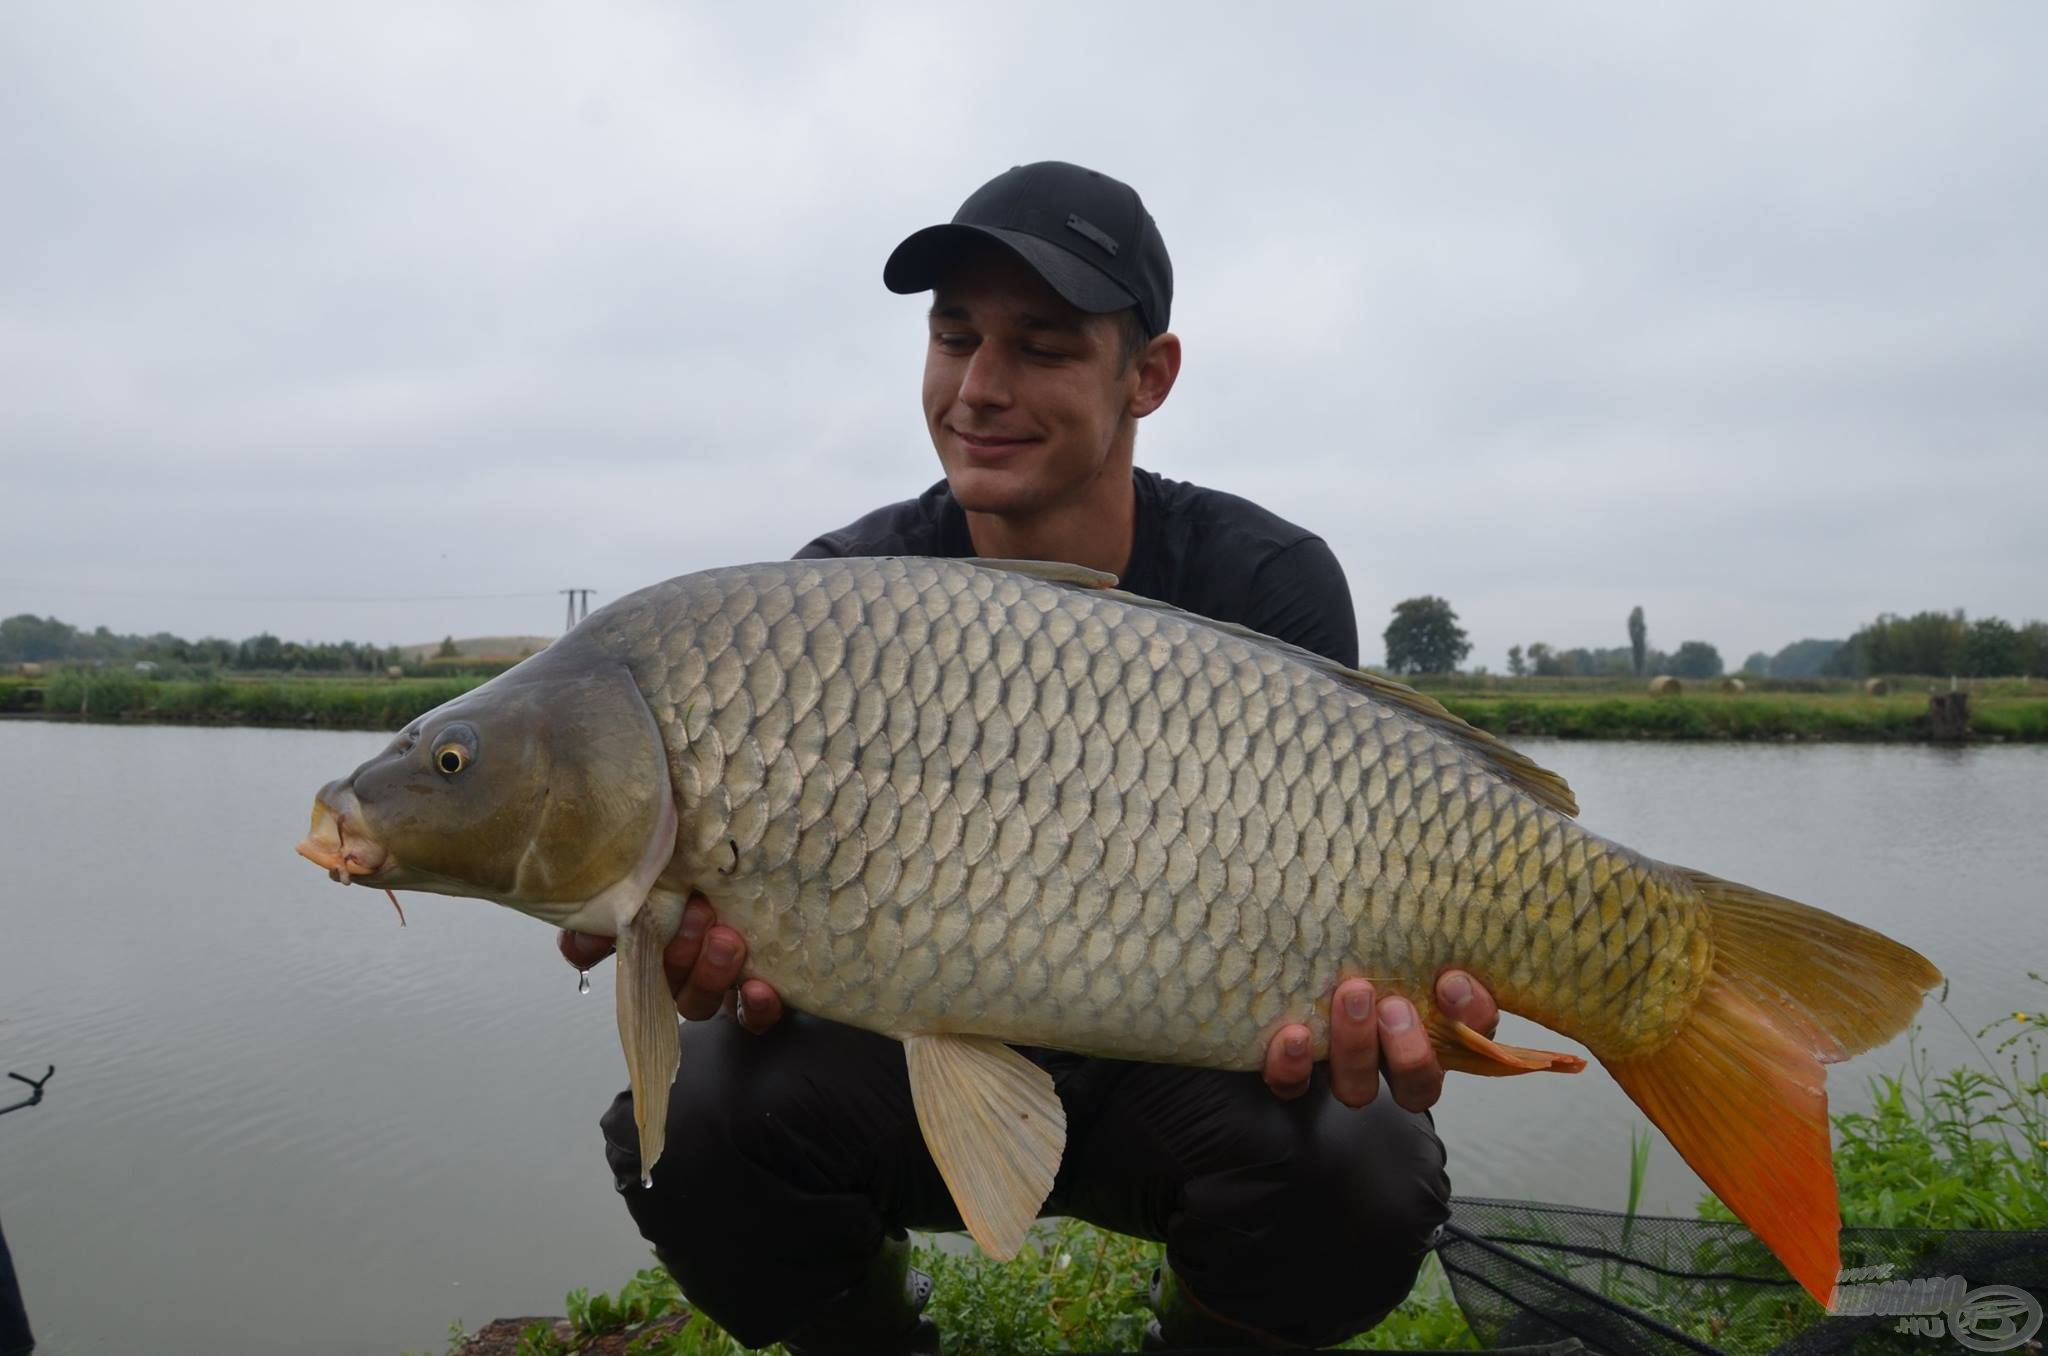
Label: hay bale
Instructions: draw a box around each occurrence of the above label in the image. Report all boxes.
[17,662,42,679]
[1864,677,1890,696]
[1720,677,1746,694]
[1649,675,1682,697]
[385,665,406,680]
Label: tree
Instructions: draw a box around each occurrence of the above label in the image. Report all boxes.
[1563,646,1632,676]
[1669,641,1724,679]
[2021,622,2048,678]
[0,614,80,663]
[1964,618,2023,677]
[436,635,461,660]
[1826,611,1968,677]
[1382,596,1471,675]
[1506,644,1526,678]
[1741,651,1771,676]
[1627,606,1647,678]
[1769,638,1844,678]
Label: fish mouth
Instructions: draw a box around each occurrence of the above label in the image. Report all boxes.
[297,780,391,884]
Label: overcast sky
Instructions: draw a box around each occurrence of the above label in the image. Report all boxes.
[3,2,2042,669]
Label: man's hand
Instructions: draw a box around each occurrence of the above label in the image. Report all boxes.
[557,894,785,1033]
[1262,971,1497,1112]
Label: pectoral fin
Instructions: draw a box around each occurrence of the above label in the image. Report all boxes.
[615,903,681,1186]
[1435,1017,1587,1076]
[903,1034,1066,1259]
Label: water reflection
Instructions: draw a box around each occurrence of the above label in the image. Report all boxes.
[0,723,2040,1353]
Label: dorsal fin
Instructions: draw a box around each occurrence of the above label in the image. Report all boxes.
[1088,587,1579,819]
[963,558,1120,589]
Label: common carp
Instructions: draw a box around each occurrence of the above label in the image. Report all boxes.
[297,556,1939,1305]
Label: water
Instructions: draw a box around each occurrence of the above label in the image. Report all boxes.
[0,723,2042,1354]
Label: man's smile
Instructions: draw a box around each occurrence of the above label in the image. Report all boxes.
[950,426,1039,460]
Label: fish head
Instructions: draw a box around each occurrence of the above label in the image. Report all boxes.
[298,654,673,931]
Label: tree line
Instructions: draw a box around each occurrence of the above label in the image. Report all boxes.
[1384,599,2046,679]
[0,612,401,673]
[1821,610,2048,679]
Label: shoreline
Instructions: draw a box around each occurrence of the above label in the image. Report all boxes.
[4,696,2044,742]
[7,670,2045,742]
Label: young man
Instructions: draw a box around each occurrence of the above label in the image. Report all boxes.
[562,162,1501,1352]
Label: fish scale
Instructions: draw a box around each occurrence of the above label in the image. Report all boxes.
[588,556,1696,1063]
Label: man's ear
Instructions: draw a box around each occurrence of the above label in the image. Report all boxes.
[1128,332,1182,419]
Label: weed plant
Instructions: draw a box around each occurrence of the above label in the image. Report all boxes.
[436,980,2043,1354]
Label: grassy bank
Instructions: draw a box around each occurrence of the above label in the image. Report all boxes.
[11,672,483,730]
[423,986,2046,1355]
[8,670,2048,740]
[1438,691,2048,741]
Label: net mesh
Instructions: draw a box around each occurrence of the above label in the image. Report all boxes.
[1437,1197,2047,1355]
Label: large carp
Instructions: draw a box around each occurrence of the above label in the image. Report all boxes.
[298,556,1938,1305]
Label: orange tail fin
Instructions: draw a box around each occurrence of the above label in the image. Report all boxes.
[1605,870,1941,1308]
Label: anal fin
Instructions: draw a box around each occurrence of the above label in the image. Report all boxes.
[615,902,681,1186]
[1434,1018,1587,1076]
[903,1034,1066,1259]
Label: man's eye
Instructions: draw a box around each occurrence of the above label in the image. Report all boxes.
[933,333,974,351]
[1025,346,1069,361]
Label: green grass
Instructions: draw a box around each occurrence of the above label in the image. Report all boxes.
[15,669,2045,738]
[36,671,482,729]
[437,981,2044,1354]
[1438,691,2048,741]
[436,1224,1473,1355]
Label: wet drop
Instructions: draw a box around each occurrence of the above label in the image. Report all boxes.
[577,970,591,995]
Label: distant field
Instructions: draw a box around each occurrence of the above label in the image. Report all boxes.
[4,670,2045,739]
[1409,674,2048,740]
[3,672,480,730]
[392,634,553,663]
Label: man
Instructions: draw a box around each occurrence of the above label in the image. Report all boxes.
[560,162,1501,1352]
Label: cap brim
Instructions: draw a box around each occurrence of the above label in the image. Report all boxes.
[884,224,1137,315]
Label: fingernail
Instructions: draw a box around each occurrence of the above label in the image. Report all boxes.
[1285,1034,1307,1058]
[1343,985,1373,1022]
[1441,973,1472,1006]
[1380,998,1415,1032]
[681,906,708,941]
[706,937,736,967]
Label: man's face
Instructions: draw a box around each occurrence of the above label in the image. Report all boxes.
[923,247,1139,519]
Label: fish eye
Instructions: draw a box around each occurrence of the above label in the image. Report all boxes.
[434,745,468,775]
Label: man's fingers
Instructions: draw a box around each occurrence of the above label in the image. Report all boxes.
[1261,1024,1314,1100]
[1436,969,1499,1040]
[1327,979,1382,1108]
[678,924,746,1021]
[1377,996,1444,1112]
[735,979,784,1034]
[662,899,715,1001]
[558,929,615,971]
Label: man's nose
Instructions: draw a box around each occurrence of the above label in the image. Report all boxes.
[956,345,1012,409]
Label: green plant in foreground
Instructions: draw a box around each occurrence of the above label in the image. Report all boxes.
[452,981,2042,1353]
[485,1218,1471,1353]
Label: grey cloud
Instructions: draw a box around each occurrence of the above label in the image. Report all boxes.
[2,1,2042,664]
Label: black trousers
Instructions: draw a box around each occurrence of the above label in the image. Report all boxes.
[0,1213,30,1356]
[601,1012,1451,1350]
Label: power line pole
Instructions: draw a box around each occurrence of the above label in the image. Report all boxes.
[560,588,596,631]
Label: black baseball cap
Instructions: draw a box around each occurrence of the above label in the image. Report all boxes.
[884,161,1173,337]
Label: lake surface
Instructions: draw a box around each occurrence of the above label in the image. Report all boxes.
[1,723,2042,1354]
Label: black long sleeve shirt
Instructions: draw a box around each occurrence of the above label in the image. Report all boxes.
[795,467,1359,668]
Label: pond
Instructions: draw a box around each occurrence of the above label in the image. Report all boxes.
[1,722,2040,1353]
